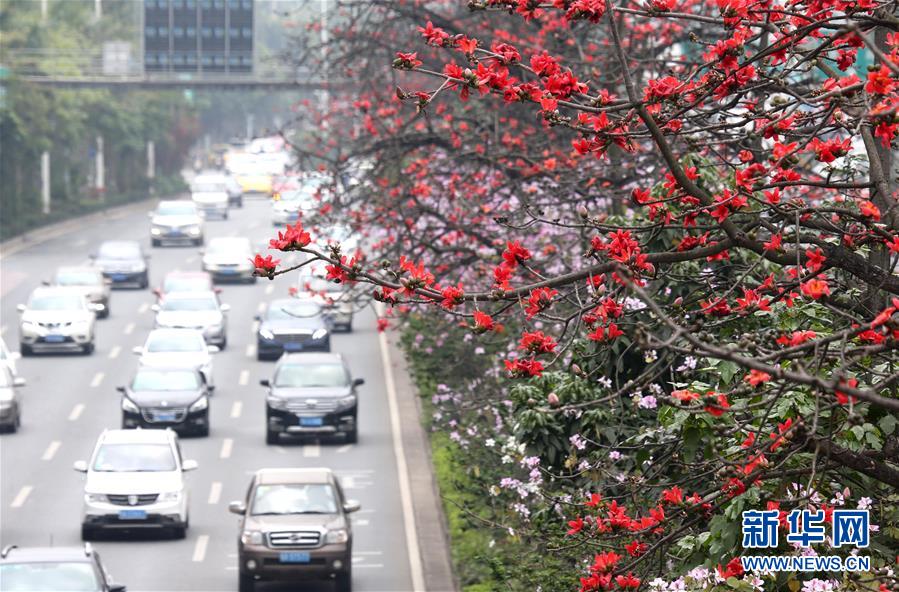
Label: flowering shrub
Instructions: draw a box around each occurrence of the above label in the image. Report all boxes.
[265,0,899,589]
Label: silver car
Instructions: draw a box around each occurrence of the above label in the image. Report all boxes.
[150,200,204,247]
[191,176,230,220]
[201,237,256,283]
[18,287,99,355]
[48,266,111,318]
[133,328,217,388]
[152,291,230,348]
[0,363,26,432]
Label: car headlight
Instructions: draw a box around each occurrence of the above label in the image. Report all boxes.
[84,493,106,503]
[189,397,208,412]
[335,395,356,411]
[121,397,140,413]
[312,328,329,340]
[187,225,201,235]
[69,320,91,333]
[151,227,162,236]
[325,529,349,544]
[266,395,287,410]
[241,530,264,545]
[131,263,146,272]
[159,490,182,502]
[259,328,275,340]
[20,320,38,332]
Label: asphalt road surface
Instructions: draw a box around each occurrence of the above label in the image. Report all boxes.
[0,197,415,592]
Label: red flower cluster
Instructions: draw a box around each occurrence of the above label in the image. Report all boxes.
[269,222,312,251]
[251,254,279,278]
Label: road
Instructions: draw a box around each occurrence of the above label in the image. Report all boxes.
[0,197,416,592]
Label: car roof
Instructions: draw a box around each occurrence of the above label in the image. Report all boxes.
[161,290,218,300]
[134,366,201,375]
[56,266,102,274]
[254,467,334,485]
[279,352,345,365]
[99,428,176,444]
[0,546,95,563]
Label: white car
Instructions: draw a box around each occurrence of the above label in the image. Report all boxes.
[150,200,204,247]
[74,429,197,539]
[193,171,243,208]
[0,337,18,376]
[17,287,99,356]
[191,176,230,220]
[133,328,217,388]
[201,237,256,283]
[152,291,230,348]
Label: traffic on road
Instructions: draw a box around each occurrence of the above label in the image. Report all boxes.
[0,181,415,591]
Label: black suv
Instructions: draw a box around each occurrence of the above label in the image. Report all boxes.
[261,353,363,444]
[119,367,211,436]
[0,544,126,591]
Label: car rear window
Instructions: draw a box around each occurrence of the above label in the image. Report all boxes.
[0,562,101,591]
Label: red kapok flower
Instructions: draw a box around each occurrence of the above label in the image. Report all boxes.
[745,369,771,387]
[251,254,280,278]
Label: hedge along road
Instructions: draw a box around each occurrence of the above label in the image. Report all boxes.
[0,197,428,592]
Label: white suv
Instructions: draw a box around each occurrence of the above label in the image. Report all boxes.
[74,429,198,539]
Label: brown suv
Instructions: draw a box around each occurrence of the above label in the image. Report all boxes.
[229,468,359,592]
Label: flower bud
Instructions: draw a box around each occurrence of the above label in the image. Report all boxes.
[547,392,560,406]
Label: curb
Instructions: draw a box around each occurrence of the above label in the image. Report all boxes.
[0,196,170,260]
[386,330,459,592]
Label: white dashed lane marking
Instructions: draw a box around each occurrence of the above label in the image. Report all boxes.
[124,322,135,335]
[108,346,121,359]
[245,344,256,358]
[138,303,149,314]
[90,372,105,388]
[264,284,274,295]
[337,444,353,454]
[303,444,320,458]
[220,438,233,459]
[41,441,61,461]
[192,535,209,562]
[256,302,265,314]
[10,486,33,508]
[238,370,249,386]
[68,404,85,421]
[208,482,222,505]
[230,401,243,419]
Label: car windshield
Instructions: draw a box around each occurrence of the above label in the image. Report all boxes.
[266,301,321,321]
[163,276,210,292]
[132,370,199,391]
[161,297,218,312]
[92,443,176,472]
[251,484,338,515]
[157,202,197,216]
[0,562,101,591]
[28,294,83,311]
[274,363,348,388]
[97,243,140,259]
[207,240,249,255]
[145,333,205,353]
[54,270,101,286]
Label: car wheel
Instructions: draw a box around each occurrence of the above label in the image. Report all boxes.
[345,428,357,445]
[218,337,227,351]
[82,342,95,355]
[223,211,229,220]
[172,523,187,539]
[336,570,352,592]
[99,308,110,319]
[266,429,279,445]
[193,238,204,247]
[238,573,255,592]
[197,422,210,437]
[81,525,95,541]
[19,344,33,357]
[151,239,161,248]
[140,273,149,289]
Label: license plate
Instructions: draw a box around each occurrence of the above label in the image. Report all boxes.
[300,417,323,427]
[279,552,310,563]
[44,335,65,343]
[118,509,147,520]
[219,269,238,275]
[169,230,183,236]
[111,274,127,281]
[156,412,177,422]
[284,343,303,351]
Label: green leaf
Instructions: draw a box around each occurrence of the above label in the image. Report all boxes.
[879,414,897,436]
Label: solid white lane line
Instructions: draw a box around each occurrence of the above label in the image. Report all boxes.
[230,401,243,419]
[41,441,62,461]
[275,446,286,455]
[256,303,265,315]
[192,535,209,562]
[90,372,105,388]
[238,370,249,386]
[264,284,274,295]
[220,438,233,459]
[10,486,33,508]
[355,519,370,526]
[303,444,320,458]
[378,305,426,591]
[208,482,222,505]
[68,404,85,421]
[124,322,135,335]
[336,444,353,454]
[108,345,121,359]
[138,303,149,314]
[245,344,256,358]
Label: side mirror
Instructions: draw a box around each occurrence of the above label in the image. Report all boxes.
[13,377,26,387]
[73,460,88,473]
[90,303,104,313]
[116,386,126,393]
[220,304,231,312]
[253,314,261,322]
[214,287,223,294]
[228,501,247,515]
[16,304,26,312]
[343,500,361,514]
[352,378,365,387]
[150,304,160,312]
[182,459,199,472]
[132,346,144,355]
[207,345,221,354]
[41,279,50,286]
[259,379,270,387]
[109,584,127,592]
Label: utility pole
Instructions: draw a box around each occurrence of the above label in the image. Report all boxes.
[40,0,48,22]
[147,140,156,195]
[41,152,50,214]
[94,0,102,20]
[319,0,329,127]
[95,136,105,200]
[246,114,254,140]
